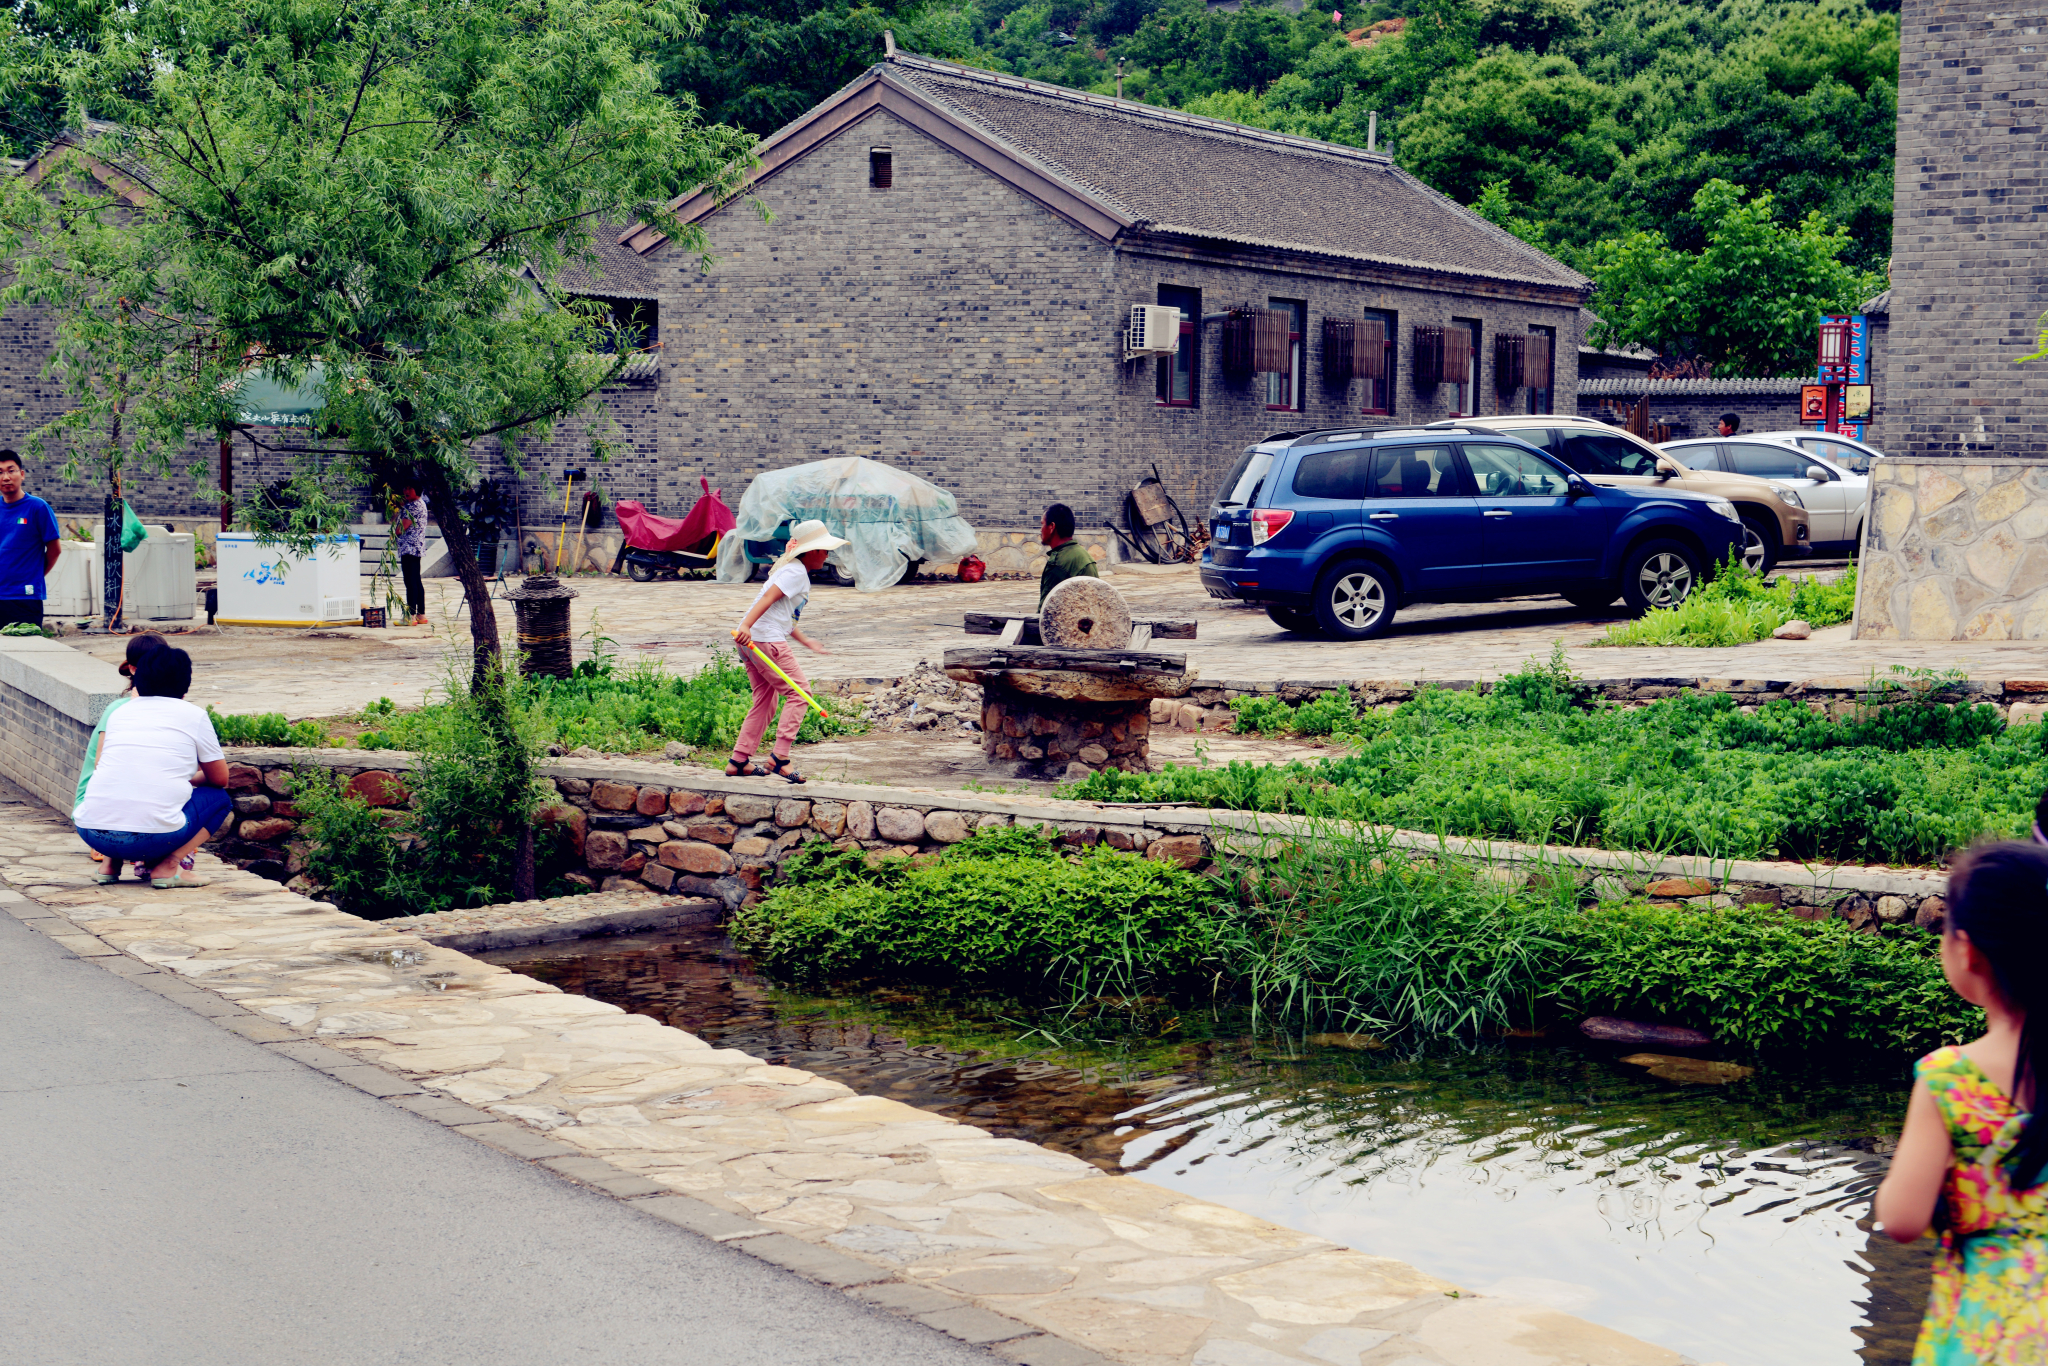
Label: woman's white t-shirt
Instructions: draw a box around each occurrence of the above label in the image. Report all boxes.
[72,696,224,833]
[747,562,812,643]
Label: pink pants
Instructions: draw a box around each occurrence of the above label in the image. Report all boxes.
[735,640,808,760]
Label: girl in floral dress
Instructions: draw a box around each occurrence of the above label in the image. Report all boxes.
[1876,842,2048,1364]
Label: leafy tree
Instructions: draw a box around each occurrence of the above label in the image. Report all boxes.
[1585,179,1881,376]
[0,0,755,891]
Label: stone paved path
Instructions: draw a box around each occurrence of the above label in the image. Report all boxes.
[0,778,1695,1366]
[85,559,2046,722]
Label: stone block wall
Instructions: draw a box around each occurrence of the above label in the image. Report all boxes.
[1888,0,2048,458]
[1854,457,2048,637]
[0,637,125,810]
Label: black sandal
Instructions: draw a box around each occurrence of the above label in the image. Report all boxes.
[765,756,805,784]
[724,757,756,777]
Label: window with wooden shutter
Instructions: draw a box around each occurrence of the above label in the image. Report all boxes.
[1322,318,1356,385]
[1254,307,1292,375]
[1221,310,1256,376]
[1413,325,1444,386]
[1442,325,1473,385]
[869,148,892,188]
[1357,316,1387,380]
[1526,329,1555,415]
[1494,335,1526,394]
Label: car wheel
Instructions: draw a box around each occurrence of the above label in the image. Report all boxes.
[1622,539,1703,615]
[1311,561,1396,640]
[1265,606,1321,635]
[1738,516,1778,574]
[1562,587,1618,610]
[626,560,656,583]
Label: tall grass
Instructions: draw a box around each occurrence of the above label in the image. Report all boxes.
[1598,558,1857,647]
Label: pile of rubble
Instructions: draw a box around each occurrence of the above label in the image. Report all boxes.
[851,660,982,736]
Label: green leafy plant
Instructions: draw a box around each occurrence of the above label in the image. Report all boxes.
[1599,558,1857,647]
[0,621,49,637]
[207,708,328,748]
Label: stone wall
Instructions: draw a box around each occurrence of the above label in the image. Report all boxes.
[215,748,1955,937]
[0,636,124,810]
[1887,0,2048,458]
[1854,457,2048,638]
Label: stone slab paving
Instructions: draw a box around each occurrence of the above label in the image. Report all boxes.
[0,788,1704,1366]
[79,558,2044,723]
[380,890,722,953]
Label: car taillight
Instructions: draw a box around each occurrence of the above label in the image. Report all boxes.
[1249,509,1294,545]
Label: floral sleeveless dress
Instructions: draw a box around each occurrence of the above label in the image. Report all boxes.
[1912,1046,2048,1365]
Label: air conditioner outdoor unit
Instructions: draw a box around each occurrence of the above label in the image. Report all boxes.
[1125,304,1183,358]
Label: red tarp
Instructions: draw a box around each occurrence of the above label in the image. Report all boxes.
[615,478,735,554]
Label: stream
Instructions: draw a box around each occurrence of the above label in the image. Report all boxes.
[486,926,1940,1366]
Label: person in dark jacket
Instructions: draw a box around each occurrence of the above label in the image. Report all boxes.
[1038,503,1098,605]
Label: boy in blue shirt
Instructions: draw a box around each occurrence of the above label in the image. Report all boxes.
[0,450,62,629]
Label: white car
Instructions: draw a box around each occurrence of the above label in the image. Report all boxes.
[1659,436,1869,553]
[1748,429,1885,476]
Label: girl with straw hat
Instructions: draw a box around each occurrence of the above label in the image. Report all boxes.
[727,519,847,783]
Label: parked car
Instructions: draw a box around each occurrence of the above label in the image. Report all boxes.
[1660,437,1868,554]
[1200,426,1747,639]
[1748,429,1885,475]
[1430,415,1811,572]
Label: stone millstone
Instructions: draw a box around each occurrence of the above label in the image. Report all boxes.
[1039,577,1133,650]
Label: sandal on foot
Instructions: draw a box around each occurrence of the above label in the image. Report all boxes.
[765,756,805,784]
[724,758,757,777]
[150,874,209,890]
[94,871,121,885]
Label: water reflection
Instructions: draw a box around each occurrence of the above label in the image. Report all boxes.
[490,928,1939,1366]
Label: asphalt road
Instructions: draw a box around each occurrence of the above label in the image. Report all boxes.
[0,910,994,1366]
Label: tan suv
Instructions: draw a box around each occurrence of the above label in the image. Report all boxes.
[1433,415,1811,571]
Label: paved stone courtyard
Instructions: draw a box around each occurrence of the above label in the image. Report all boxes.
[0,776,1697,1366]
[80,559,2046,722]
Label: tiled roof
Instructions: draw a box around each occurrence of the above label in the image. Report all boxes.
[1579,377,1809,397]
[1861,290,1890,316]
[554,224,663,299]
[882,56,1589,292]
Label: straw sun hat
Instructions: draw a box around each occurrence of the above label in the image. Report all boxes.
[774,518,849,567]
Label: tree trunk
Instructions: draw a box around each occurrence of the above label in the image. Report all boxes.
[422,472,500,688]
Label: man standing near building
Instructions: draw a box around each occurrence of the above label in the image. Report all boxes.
[0,450,61,630]
[1717,413,1741,437]
[1038,502,1098,606]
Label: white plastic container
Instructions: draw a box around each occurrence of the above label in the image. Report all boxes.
[215,533,361,627]
[44,540,97,618]
[123,528,197,621]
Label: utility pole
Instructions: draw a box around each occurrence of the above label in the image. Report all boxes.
[1116,59,1124,100]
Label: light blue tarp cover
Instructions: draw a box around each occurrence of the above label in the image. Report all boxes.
[714,457,978,592]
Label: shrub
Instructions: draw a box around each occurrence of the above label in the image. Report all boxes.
[1068,656,2039,867]
[730,825,1226,992]
[1599,558,1857,647]
[208,707,328,747]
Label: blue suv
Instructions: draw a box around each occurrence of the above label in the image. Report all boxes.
[1198,426,1747,639]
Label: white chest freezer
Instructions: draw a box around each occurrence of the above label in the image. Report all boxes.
[215,533,361,627]
[44,540,97,618]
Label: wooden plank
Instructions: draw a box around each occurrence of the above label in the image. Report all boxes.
[997,618,1027,647]
[943,646,1188,676]
[962,613,1196,640]
[1128,624,1153,649]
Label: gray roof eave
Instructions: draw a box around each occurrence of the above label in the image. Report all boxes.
[1132,223,1592,294]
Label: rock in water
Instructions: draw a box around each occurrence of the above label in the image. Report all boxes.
[1040,576,1134,650]
[1619,1052,1755,1085]
[1771,618,1812,640]
[1579,1016,1713,1048]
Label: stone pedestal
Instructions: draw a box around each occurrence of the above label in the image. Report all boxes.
[979,682,1152,775]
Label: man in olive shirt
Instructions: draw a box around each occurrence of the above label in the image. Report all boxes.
[1038,502,1098,605]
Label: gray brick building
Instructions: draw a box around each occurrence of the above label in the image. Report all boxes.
[1888,0,2048,455]
[4,51,1590,552]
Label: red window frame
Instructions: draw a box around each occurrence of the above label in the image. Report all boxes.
[1265,300,1306,411]
[1156,286,1200,408]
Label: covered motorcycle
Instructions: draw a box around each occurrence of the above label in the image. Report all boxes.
[612,477,736,581]
[713,457,978,592]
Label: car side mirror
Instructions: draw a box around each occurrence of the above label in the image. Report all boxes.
[1567,480,1594,499]
[1805,465,1832,483]
[1653,459,1678,479]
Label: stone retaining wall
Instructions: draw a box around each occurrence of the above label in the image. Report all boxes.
[0,636,124,811]
[1856,458,2048,639]
[217,749,1954,936]
[825,670,2048,735]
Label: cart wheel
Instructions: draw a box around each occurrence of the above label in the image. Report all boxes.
[627,560,656,583]
[895,558,924,586]
[748,563,768,583]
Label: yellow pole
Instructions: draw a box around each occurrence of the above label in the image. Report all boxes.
[552,476,575,570]
[732,630,827,716]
